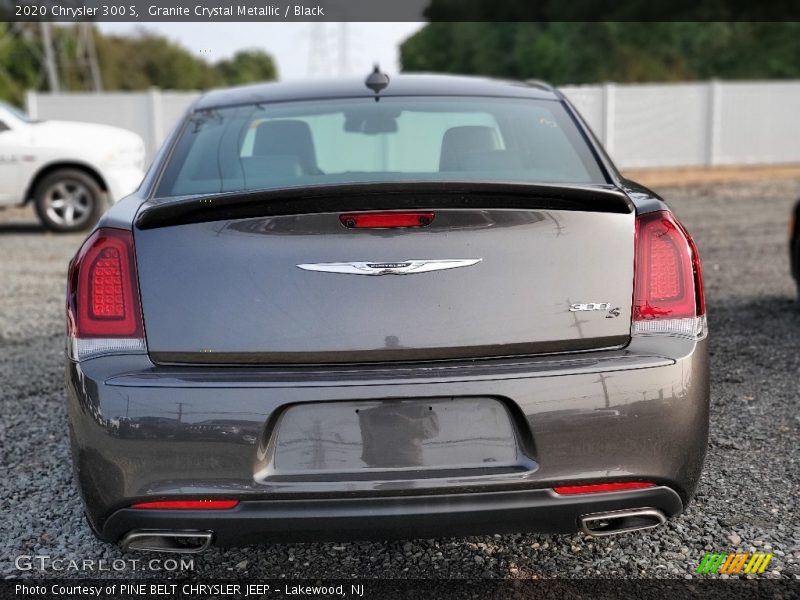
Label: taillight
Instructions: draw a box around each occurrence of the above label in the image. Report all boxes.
[633,211,706,339]
[340,212,434,228]
[67,228,146,360]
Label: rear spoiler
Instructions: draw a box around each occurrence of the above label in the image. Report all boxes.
[135,181,633,230]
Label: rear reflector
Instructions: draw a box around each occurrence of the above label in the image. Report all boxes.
[633,211,706,339]
[130,500,239,510]
[553,482,656,495]
[67,228,146,360]
[340,212,434,228]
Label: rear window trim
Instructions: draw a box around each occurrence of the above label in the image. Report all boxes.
[191,91,565,114]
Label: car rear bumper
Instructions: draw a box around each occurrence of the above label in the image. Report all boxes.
[101,486,683,545]
[66,335,709,543]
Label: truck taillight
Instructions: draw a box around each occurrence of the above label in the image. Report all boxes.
[633,211,706,339]
[67,228,146,360]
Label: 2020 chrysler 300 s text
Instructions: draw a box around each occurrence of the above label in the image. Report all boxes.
[65,72,709,553]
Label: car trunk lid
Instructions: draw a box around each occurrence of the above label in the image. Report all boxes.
[134,184,634,364]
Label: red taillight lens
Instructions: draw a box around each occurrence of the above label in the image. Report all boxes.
[553,482,656,495]
[89,246,127,320]
[67,228,145,359]
[130,500,239,510]
[340,212,435,229]
[633,211,705,337]
[70,228,142,337]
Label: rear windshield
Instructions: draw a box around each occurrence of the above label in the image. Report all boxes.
[156,96,606,197]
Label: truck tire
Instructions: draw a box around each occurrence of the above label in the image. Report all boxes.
[33,169,104,232]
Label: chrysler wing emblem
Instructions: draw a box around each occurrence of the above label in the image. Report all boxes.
[297,258,482,275]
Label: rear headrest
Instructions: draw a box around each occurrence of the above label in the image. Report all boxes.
[253,119,318,174]
[439,126,500,171]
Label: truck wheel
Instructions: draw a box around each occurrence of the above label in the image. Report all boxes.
[33,169,104,232]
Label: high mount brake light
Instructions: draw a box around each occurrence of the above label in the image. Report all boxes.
[633,211,706,339]
[339,212,435,229]
[67,228,146,360]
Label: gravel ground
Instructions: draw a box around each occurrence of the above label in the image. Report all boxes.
[1,182,798,581]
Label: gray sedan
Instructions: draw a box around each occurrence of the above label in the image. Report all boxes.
[65,71,709,553]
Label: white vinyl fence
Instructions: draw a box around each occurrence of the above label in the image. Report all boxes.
[560,81,800,168]
[25,88,200,165]
[26,80,800,169]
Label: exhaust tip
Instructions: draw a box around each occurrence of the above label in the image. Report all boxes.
[120,529,213,553]
[579,508,666,537]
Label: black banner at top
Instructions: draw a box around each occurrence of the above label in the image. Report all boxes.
[4,0,800,22]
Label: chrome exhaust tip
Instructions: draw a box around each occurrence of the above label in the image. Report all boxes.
[120,530,213,553]
[579,508,667,537]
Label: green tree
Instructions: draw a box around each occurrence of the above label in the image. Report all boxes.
[217,49,278,85]
[0,24,45,106]
[95,29,223,90]
[400,22,800,85]
[0,25,278,107]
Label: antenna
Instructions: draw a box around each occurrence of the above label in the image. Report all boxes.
[365,64,390,100]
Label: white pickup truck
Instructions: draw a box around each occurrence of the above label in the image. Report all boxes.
[0,102,145,231]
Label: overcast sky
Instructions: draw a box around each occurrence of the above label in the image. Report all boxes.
[97,22,425,80]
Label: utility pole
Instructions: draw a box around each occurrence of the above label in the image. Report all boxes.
[79,23,103,92]
[307,23,330,78]
[308,23,351,78]
[4,22,102,96]
[39,22,60,93]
